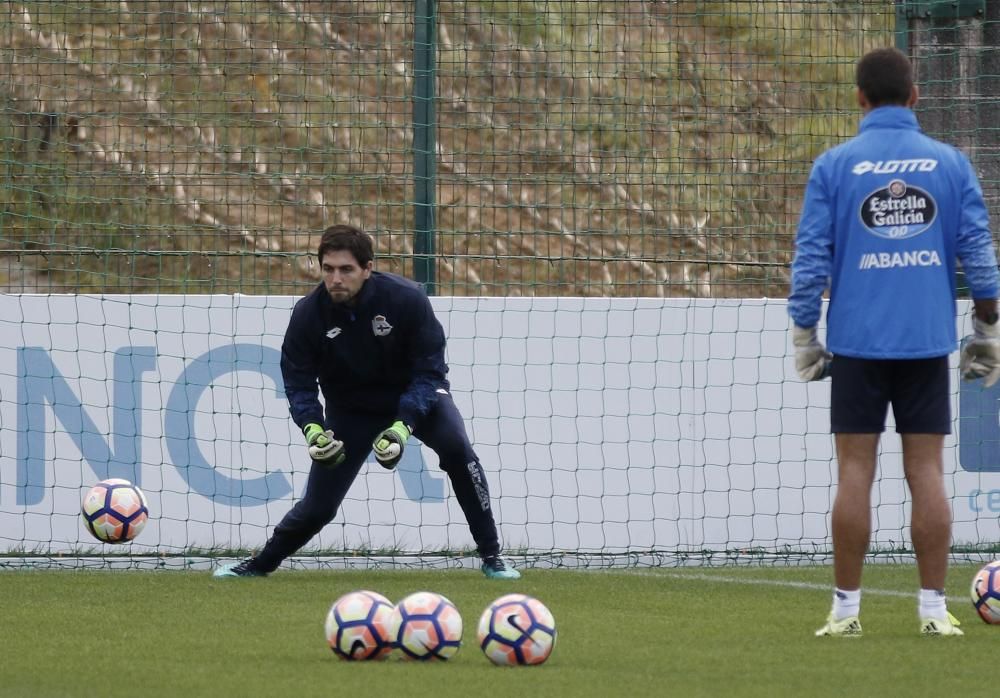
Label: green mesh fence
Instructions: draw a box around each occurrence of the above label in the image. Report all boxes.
[1,1,897,295]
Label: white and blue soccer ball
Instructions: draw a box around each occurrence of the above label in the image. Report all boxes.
[388,591,463,660]
[325,590,395,660]
[477,593,556,666]
[972,560,1000,624]
[80,478,149,543]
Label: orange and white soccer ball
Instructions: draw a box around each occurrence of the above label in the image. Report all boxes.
[972,560,1000,624]
[324,590,395,660]
[477,593,556,666]
[80,478,149,543]
[388,591,463,660]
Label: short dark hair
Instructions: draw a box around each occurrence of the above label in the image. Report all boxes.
[317,224,374,267]
[856,47,913,108]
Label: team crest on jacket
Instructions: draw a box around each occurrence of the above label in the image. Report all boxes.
[372,314,392,336]
[859,178,936,240]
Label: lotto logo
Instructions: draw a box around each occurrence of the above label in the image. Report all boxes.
[852,159,938,175]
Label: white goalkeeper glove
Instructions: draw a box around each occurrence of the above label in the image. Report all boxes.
[792,325,832,381]
[960,316,1000,388]
[372,420,412,470]
[303,422,345,465]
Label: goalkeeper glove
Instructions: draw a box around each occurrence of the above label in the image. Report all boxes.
[792,325,832,381]
[372,420,412,470]
[303,422,345,465]
[960,315,1000,388]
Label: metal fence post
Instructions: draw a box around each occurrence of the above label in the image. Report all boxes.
[412,0,436,294]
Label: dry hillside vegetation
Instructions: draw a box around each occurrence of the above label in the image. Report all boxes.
[0,1,890,295]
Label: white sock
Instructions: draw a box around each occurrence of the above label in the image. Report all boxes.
[832,588,861,620]
[919,589,947,620]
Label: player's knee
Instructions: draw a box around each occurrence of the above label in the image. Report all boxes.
[298,503,338,528]
[437,452,479,474]
[437,458,461,474]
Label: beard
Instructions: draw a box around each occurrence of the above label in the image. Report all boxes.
[327,287,353,305]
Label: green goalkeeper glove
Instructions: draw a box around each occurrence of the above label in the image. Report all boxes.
[792,325,832,381]
[960,316,1000,388]
[303,423,345,466]
[372,420,412,470]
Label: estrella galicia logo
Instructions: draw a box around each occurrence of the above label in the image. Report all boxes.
[860,179,936,240]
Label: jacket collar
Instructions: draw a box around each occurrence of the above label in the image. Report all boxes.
[859,106,920,133]
[354,273,376,306]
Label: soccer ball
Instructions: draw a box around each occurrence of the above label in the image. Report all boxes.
[80,478,149,543]
[477,593,556,666]
[324,590,395,660]
[388,591,463,660]
[971,559,1000,624]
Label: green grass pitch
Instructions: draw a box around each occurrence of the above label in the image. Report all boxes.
[2,564,993,697]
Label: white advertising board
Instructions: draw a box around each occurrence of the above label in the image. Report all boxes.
[1,295,999,558]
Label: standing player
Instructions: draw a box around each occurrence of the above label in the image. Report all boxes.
[789,47,1000,636]
[214,224,520,580]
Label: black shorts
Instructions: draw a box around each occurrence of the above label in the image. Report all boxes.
[829,355,951,434]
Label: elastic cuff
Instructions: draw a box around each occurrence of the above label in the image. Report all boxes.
[396,410,419,433]
[298,415,325,432]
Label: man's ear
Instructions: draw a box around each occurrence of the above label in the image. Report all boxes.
[856,87,870,111]
[907,84,919,108]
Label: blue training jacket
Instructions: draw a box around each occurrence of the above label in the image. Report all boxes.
[280,271,449,431]
[789,106,999,359]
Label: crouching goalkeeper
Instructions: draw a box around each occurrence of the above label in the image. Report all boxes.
[214,224,519,580]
